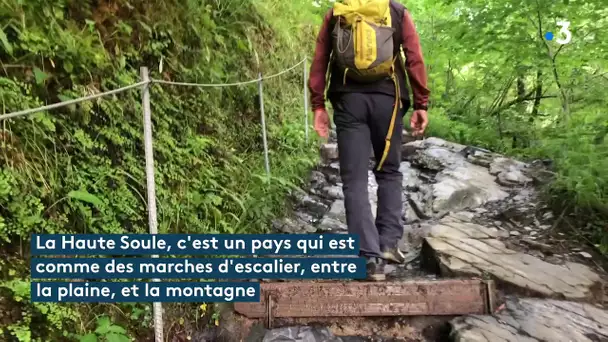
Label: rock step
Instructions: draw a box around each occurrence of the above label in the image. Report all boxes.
[449,296,608,342]
[421,213,603,302]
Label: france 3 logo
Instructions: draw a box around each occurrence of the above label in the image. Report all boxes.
[545,20,572,45]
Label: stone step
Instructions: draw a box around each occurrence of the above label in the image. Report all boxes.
[421,213,604,301]
[449,296,608,342]
[320,143,339,164]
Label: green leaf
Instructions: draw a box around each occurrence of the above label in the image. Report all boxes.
[80,333,98,342]
[0,28,12,55]
[107,325,126,334]
[105,333,130,342]
[94,316,111,335]
[33,67,50,85]
[68,190,103,208]
[57,94,77,113]
[38,305,48,314]
[57,95,73,102]
[139,21,152,34]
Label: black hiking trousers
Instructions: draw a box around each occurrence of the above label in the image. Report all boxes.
[331,92,407,259]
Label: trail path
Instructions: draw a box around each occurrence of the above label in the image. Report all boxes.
[220,132,608,342]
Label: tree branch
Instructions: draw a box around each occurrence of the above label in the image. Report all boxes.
[490,92,558,116]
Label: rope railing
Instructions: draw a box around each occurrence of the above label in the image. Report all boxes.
[151,58,307,87]
[0,57,310,342]
[0,58,308,121]
[0,81,150,121]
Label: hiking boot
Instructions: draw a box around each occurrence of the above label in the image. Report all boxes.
[365,257,386,281]
[382,246,406,264]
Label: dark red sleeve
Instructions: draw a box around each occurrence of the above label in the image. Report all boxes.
[401,11,430,110]
[308,10,333,111]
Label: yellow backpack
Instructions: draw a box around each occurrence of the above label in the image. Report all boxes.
[332,0,401,171]
[332,0,396,82]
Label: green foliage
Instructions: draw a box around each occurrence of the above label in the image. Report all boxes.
[77,316,130,342]
[1,278,79,342]
[0,0,319,340]
[410,0,608,247]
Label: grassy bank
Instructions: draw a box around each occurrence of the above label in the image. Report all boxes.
[0,0,323,340]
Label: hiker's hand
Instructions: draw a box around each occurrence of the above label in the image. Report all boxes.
[313,108,330,139]
[410,110,428,137]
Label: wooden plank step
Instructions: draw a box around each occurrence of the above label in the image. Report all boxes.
[234,279,494,320]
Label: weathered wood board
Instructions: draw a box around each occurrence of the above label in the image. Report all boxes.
[234,279,493,319]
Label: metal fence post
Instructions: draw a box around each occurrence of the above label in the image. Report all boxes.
[140,67,164,342]
[303,59,309,144]
[258,72,271,176]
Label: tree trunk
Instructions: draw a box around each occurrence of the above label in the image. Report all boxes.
[531,69,543,120]
[517,75,526,101]
[516,70,526,115]
[444,60,454,99]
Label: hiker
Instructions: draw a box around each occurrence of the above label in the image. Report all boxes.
[308,0,430,281]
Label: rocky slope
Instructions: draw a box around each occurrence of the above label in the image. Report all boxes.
[257,132,607,342]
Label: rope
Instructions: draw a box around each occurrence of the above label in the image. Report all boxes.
[152,77,261,88]
[0,58,307,121]
[151,58,307,87]
[264,58,307,79]
[0,81,150,121]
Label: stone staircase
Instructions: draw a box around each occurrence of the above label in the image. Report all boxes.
[214,132,607,342]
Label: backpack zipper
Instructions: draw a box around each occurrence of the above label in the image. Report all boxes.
[355,16,363,67]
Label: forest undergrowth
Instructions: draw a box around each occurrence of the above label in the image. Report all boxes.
[409,0,608,255]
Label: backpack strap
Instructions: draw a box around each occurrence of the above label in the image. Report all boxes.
[376,61,401,171]
[324,9,336,100]
[377,1,406,171]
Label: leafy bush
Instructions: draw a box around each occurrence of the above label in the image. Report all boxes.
[411,0,608,249]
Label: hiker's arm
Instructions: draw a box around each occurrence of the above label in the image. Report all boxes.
[401,11,430,111]
[309,10,333,111]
